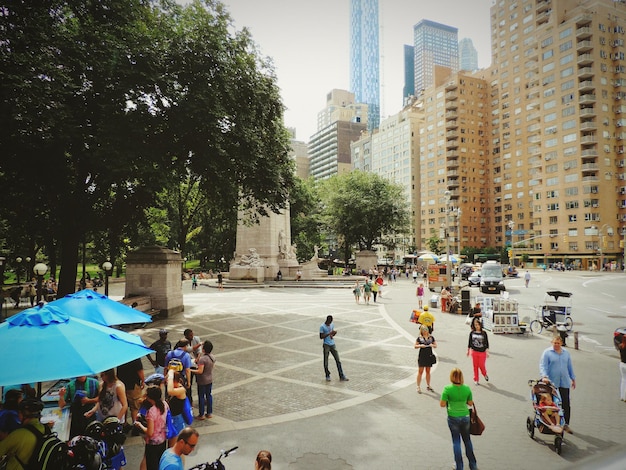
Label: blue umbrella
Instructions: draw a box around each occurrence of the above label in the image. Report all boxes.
[49,289,151,326]
[0,304,153,386]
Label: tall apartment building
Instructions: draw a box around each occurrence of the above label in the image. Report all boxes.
[459,38,479,72]
[309,90,367,181]
[413,19,459,95]
[351,104,423,254]
[418,71,492,253]
[488,0,626,269]
[350,0,380,131]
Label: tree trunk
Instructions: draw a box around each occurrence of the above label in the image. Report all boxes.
[57,229,80,297]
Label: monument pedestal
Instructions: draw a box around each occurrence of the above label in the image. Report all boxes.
[229,265,265,283]
[125,246,183,318]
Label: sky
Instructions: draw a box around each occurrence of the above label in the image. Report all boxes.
[218,0,495,141]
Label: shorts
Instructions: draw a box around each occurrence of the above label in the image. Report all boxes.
[126,384,143,414]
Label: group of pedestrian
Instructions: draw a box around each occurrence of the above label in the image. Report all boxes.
[351,276,384,304]
[407,291,577,470]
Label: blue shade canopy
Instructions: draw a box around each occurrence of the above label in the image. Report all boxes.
[439,255,459,264]
[49,289,151,326]
[0,304,153,386]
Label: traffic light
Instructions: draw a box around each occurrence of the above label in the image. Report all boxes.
[507,249,512,259]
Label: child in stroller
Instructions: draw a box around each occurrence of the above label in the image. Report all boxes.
[530,380,565,435]
[538,393,562,434]
[527,379,566,454]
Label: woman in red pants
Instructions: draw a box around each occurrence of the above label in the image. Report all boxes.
[467,317,490,386]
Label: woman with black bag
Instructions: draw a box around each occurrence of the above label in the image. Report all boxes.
[414,325,437,394]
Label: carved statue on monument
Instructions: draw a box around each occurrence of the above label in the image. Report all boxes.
[311,245,320,262]
[287,243,297,260]
[278,229,288,259]
[236,248,263,267]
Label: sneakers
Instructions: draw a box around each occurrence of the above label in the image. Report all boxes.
[325,376,331,382]
[474,381,479,386]
[195,415,206,421]
[340,377,350,381]
[484,375,489,382]
[427,386,434,392]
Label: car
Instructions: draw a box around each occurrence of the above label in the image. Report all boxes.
[467,271,481,287]
[460,264,474,280]
[615,327,626,350]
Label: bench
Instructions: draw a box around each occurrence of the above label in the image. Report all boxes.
[120,295,160,317]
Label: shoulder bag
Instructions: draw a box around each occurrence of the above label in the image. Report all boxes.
[469,404,485,435]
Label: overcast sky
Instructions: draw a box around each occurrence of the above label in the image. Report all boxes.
[217,0,494,141]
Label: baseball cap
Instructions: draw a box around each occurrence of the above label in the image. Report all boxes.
[423,305,429,311]
[159,329,168,335]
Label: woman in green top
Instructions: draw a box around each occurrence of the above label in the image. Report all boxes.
[440,368,477,470]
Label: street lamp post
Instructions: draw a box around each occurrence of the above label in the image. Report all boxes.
[508,220,515,266]
[456,208,462,258]
[444,190,452,290]
[102,261,113,297]
[15,257,22,284]
[33,263,48,303]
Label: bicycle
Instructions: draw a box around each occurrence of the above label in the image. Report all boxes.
[529,307,573,334]
[188,446,238,470]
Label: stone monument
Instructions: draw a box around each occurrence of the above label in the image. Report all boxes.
[229,206,304,281]
[125,246,184,318]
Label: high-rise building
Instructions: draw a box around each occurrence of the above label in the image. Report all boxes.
[351,104,423,256]
[350,0,380,132]
[309,89,367,181]
[487,0,626,269]
[459,38,478,72]
[403,44,415,104]
[413,19,459,95]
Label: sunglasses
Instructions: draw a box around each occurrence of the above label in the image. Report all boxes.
[184,439,197,448]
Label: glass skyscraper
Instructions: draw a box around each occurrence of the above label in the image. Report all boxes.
[350,0,380,132]
[413,19,458,95]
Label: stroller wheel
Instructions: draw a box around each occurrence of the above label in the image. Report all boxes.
[526,416,534,439]
[555,436,563,455]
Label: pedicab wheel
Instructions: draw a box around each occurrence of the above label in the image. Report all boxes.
[530,320,543,334]
[555,436,563,455]
[564,317,574,331]
[526,417,534,439]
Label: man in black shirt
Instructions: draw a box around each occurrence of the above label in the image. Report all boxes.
[148,329,172,375]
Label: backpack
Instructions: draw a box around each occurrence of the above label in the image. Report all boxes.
[16,424,69,470]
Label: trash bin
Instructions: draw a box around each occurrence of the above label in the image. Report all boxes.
[430,295,439,309]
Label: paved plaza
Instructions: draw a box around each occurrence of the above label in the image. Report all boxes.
[109,273,622,469]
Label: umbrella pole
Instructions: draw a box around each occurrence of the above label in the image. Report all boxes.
[37,382,42,398]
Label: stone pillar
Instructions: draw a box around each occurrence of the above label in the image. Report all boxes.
[356,250,378,274]
[125,246,183,318]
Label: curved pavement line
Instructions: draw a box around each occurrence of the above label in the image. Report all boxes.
[127,300,421,444]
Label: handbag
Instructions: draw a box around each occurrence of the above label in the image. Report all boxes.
[166,409,177,439]
[465,314,472,325]
[469,404,485,436]
[430,353,437,366]
[182,396,193,425]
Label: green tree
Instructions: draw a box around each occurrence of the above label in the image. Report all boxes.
[0,0,294,295]
[320,171,410,266]
[290,178,324,262]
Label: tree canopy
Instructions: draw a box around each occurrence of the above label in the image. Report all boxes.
[0,0,294,294]
[319,171,410,264]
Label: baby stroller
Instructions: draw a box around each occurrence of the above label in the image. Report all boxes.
[526,379,566,454]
